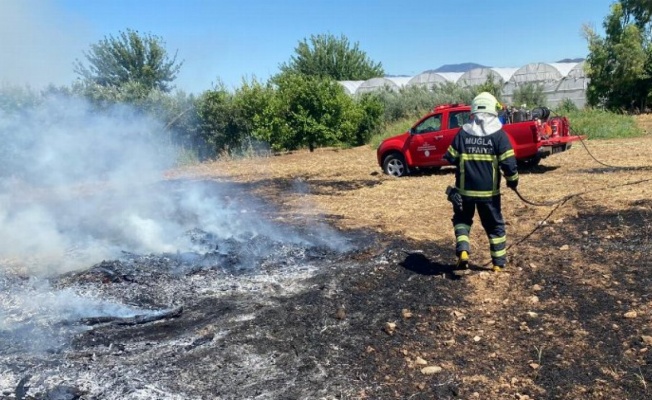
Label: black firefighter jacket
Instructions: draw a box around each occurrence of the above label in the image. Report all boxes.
[444,128,519,200]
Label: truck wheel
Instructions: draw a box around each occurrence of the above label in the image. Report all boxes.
[517,156,541,169]
[383,153,408,177]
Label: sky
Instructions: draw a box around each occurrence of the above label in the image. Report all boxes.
[1,0,616,94]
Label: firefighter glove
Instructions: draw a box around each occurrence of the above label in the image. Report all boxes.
[445,186,463,212]
[506,179,518,190]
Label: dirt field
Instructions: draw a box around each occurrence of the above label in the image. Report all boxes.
[170,130,652,399]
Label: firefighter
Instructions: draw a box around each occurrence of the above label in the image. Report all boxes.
[444,92,518,272]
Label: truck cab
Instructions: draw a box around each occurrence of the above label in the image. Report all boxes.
[376,104,470,177]
[405,104,471,168]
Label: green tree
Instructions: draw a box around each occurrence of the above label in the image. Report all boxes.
[195,84,242,156]
[513,83,547,108]
[353,93,384,146]
[0,84,42,113]
[473,73,503,101]
[375,83,474,123]
[232,78,275,140]
[264,73,362,151]
[70,80,201,158]
[75,29,183,92]
[621,0,652,27]
[280,34,384,80]
[72,80,152,108]
[584,2,649,110]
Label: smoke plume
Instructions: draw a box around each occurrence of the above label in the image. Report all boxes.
[0,95,350,276]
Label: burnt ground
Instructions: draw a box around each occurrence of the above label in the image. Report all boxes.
[2,139,652,399]
[1,198,651,399]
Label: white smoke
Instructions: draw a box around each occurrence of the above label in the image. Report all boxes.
[0,93,356,357]
[0,96,183,274]
[0,95,351,276]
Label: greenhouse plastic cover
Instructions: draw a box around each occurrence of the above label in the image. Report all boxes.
[339,61,588,108]
[337,80,364,95]
[356,77,412,93]
[408,71,463,88]
[458,68,519,87]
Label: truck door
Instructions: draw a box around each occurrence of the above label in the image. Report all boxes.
[431,110,471,165]
[407,113,442,167]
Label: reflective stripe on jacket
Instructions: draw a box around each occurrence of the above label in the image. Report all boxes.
[444,129,518,199]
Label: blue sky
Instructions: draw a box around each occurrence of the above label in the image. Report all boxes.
[2,0,615,94]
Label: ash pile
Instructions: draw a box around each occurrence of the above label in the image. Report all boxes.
[0,97,370,399]
[0,203,365,400]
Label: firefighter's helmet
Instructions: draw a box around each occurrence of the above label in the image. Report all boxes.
[471,92,500,116]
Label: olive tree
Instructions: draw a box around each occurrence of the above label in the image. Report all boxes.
[75,29,183,92]
[513,83,547,108]
[473,73,503,101]
[280,34,384,80]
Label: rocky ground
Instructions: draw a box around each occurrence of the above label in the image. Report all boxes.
[1,133,652,399]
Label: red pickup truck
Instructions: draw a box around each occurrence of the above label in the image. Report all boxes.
[377,103,581,177]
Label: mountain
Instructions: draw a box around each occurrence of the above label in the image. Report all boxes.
[555,57,585,63]
[432,63,489,73]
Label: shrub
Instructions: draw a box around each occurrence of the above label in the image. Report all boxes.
[472,73,503,101]
[353,93,384,146]
[375,83,474,124]
[555,98,579,114]
[564,108,643,139]
[368,117,414,149]
[195,86,246,157]
[262,72,361,151]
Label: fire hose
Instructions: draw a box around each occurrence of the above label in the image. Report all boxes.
[512,176,652,207]
[511,110,652,208]
[552,109,652,172]
[495,113,652,264]
[449,113,652,265]
[504,177,652,258]
[446,175,652,268]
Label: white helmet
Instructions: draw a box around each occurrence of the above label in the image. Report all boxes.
[471,92,500,116]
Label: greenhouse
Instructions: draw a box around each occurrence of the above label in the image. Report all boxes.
[355,77,411,94]
[502,62,584,108]
[508,62,570,84]
[406,71,463,88]
[340,60,588,108]
[546,62,588,108]
[458,67,519,88]
[337,80,364,95]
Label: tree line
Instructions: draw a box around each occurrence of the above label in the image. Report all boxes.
[2,31,395,160]
[585,0,652,111]
[2,1,646,162]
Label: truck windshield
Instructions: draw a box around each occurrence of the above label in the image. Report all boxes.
[414,114,442,134]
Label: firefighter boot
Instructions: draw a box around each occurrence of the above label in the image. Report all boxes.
[492,264,505,272]
[456,251,469,269]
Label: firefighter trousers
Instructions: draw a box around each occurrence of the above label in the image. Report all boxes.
[452,195,507,267]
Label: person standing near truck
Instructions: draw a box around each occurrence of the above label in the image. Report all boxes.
[443,92,519,272]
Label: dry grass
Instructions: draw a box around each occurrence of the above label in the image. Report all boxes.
[636,113,652,134]
[172,130,652,264]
